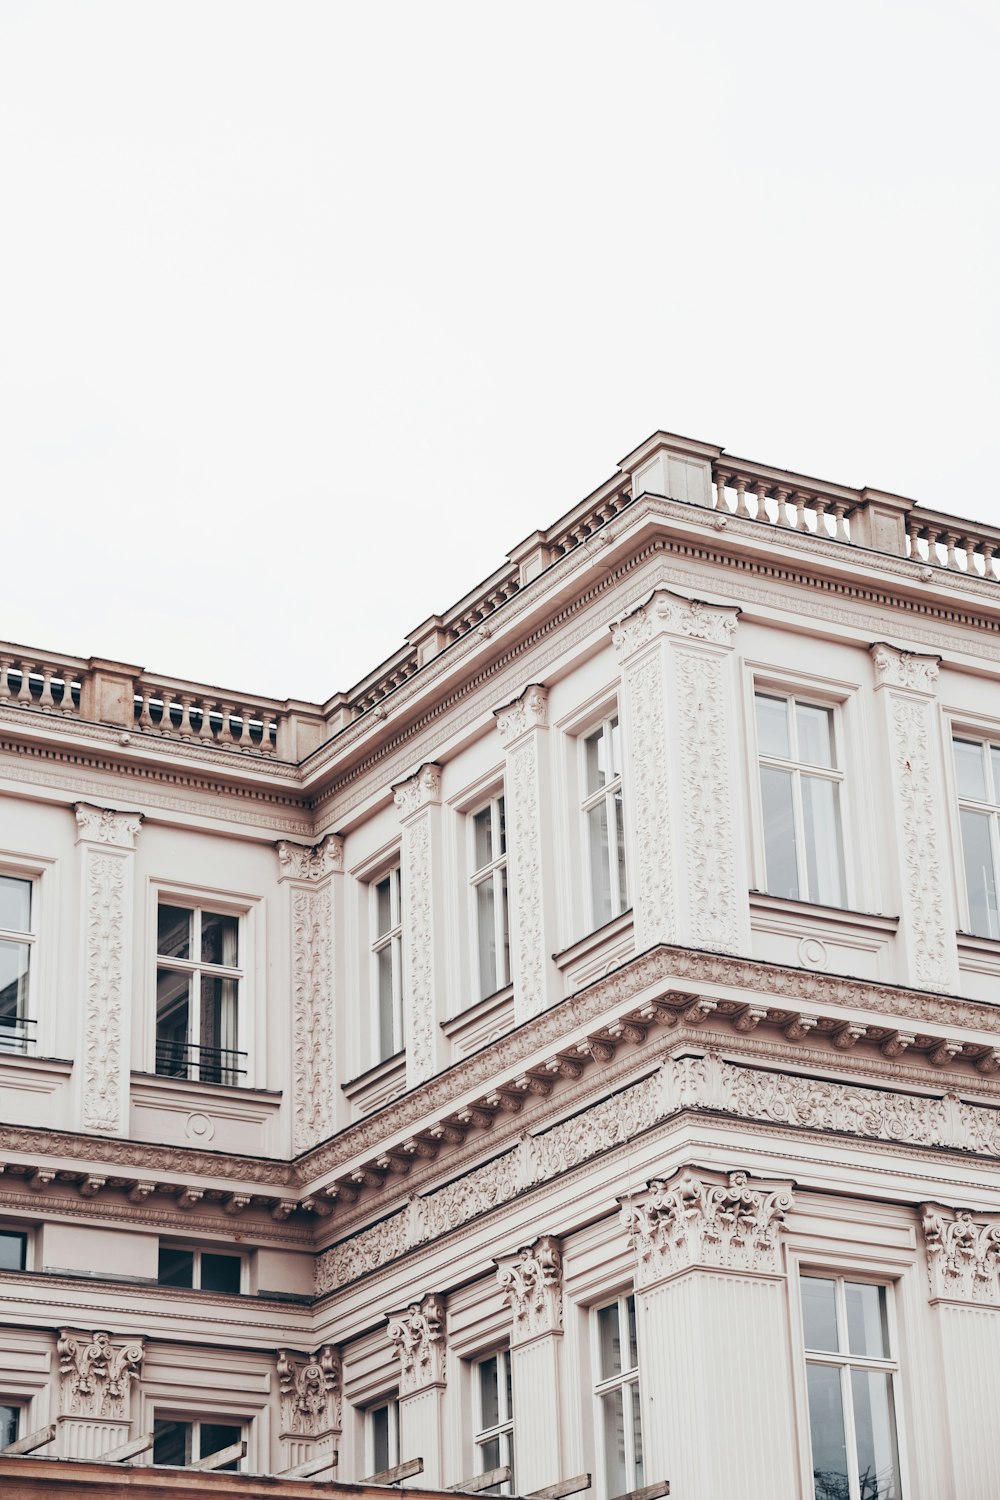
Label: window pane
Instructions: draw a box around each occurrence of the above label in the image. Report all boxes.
[801,776,845,907]
[200,1422,242,1471]
[0,876,30,933]
[614,789,628,914]
[479,1354,500,1430]
[0,1404,18,1449]
[585,725,607,794]
[600,1386,627,1499]
[0,941,29,1027]
[955,738,988,800]
[502,1429,515,1494]
[157,904,191,960]
[500,866,510,989]
[497,797,507,856]
[760,766,799,899]
[477,878,498,999]
[376,876,392,937]
[796,702,835,769]
[0,1231,26,1270]
[371,1404,390,1473]
[851,1369,901,1500]
[200,975,240,1083]
[806,1361,849,1500]
[597,1301,622,1380]
[201,1252,242,1294]
[628,1380,644,1487]
[991,747,1000,805]
[474,808,493,871]
[201,911,239,967]
[626,1294,638,1371]
[961,808,999,938]
[478,1435,501,1473]
[503,1349,513,1421]
[377,944,395,1060]
[801,1277,840,1352]
[756,693,790,759]
[155,970,190,1076]
[589,801,613,926]
[157,1246,194,1287]
[153,1419,192,1466]
[609,716,621,779]
[845,1282,889,1360]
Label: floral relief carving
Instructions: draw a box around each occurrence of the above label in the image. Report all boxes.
[611,588,739,657]
[625,647,675,945]
[921,1204,1000,1304]
[74,803,142,849]
[276,1345,341,1437]
[291,884,335,1154]
[403,812,434,1084]
[871,642,940,694]
[392,763,442,819]
[82,850,128,1134]
[496,1235,563,1340]
[888,694,951,989]
[57,1329,144,1420]
[495,684,548,748]
[675,648,739,951]
[277,835,344,883]
[386,1292,447,1394]
[507,737,544,1019]
[620,1167,794,1283]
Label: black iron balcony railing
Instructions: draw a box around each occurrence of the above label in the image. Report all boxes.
[0,1015,37,1056]
[154,1038,247,1087]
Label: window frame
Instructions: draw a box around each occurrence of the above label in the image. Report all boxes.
[950,729,1000,939]
[472,1347,514,1495]
[591,1291,643,1500]
[370,865,404,1065]
[0,1399,21,1450]
[365,1396,400,1477]
[0,1227,28,1272]
[469,795,510,1003]
[151,1413,248,1470]
[580,711,628,933]
[0,861,47,1058]
[156,1242,246,1295]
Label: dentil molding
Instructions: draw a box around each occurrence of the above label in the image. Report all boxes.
[496,1235,563,1341]
[386,1292,447,1395]
[921,1203,1000,1304]
[276,834,344,882]
[610,587,739,657]
[57,1329,144,1421]
[276,1345,341,1438]
[620,1165,794,1284]
[74,802,143,849]
[494,684,548,748]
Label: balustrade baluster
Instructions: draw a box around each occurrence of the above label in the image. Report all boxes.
[813,499,831,538]
[923,527,941,566]
[17,662,34,705]
[774,487,792,527]
[734,478,751,518]
[792,493,808,531]
[714,472,726,510]
[0,657,12,703]
[137,686,154,730]
[198,699,215,740]
[906,519,922,561]
[754,482,769,522]
[216,703,233,746]
[982,543,997,580]
[943,532,959,570]
[38,667,56,709]
[962,538,979,576]
[237,705,254,749]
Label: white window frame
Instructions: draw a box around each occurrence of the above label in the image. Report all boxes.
[157,1242,246,1294]
[151,1412,248,1470]
[365,1396,400,1476]
[0,1399,21,1450]
[580,712,628,931]
[950,729,1000,939]
[371,865,404,1065]
[592,1291,643,1500]
[0,862,46,1058]
[153,898,246,1087]
[472,1347,514,1494]
[470,796,510,1002]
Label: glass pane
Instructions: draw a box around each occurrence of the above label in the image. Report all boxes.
[961,808,999,938]
[597,1301,622,1380]
[479,1435,501,1473]
[0,876,30,933]
[0,1231,26,1270]
[479,1354,500,1430]
[503,1350,513,1421]
[371,1404,390,1473]
[0,1404,18,1449]
[474,808,493,871]
[756,693,790,759]
[500,866,510,989]
[851,1368,901,1499]
[796,702,836,768]
[0,941,29,1026]
[201,911,239,967]
[955,737,988,800]
[760,766,799,899]
[157,1246,194,1287]
[502,1429,515,1494]
[801,776,845,906]
[497,797,507,856]
[585,725,607,794]
[589,801,613,926]
[801,1277,840,1352]
[806,1361,849,1500]
[600,1386,627,1499]
[377,944,395,1060]
[846,1282,889,1360]
[201,1252,242,1294]
[200,975,240,1084]
[477,878,497,998]
[153,1419,192,1466]
[991,747,1000,806]
[200,1422,242,1471]
[157,904,191,959]
[614,789,628,914]
[609,716,621,778]
[629,1379,644,1487]
[625,1295,638,1371]
[376,876,392,937]
[155,970,190,1077]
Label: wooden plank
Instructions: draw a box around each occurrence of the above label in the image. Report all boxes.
[278,1450,339,1478]
[363,1456,425,1486]
[608,1482,669,1500]
[0,1424,57,1457]
[101,1432,155,1463]
[528,1475,592,1500]
[189,1439,248,1472]
[447,1464,511,1492]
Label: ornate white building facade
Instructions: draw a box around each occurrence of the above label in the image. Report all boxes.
[2,430,1000,1498]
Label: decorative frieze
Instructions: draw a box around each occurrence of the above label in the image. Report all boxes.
[74,803,142,849]
[620,1167,794,1284]
[57,1329,144,1420]
[494,684,548,747]
[276,1345,341,1438]
[386,1292,447,1394]
[921,1204,1000,1305]
[496,1236,563,1340]
[610,589,739,655]
[276,834,344,883]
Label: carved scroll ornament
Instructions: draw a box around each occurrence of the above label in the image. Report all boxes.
[921,1204,1000,1304]
[392,763,442,819]
[620,1166,794,1284]
[57,1329,144,1420]
[386,1292,446,1394]
[495,684,548,747]
[870,642,940,694]
[496,1235,563,1340]
[74,803,142,849]
[276,1345,341,1437]
[276,834,344,883]
[611,589,739,657]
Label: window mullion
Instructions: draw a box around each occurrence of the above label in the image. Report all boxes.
[840,1359,861,1500]
[790,767,809,900]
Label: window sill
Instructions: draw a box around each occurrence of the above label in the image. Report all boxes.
[129,1073,283,1156]
[343,1052,406,1117]
[131,1070,281,1099]
[554,909,635,992]
[957,932,1000,991]
[442,985,515,1056]
[749,892,898,933]
[749,892,898,981]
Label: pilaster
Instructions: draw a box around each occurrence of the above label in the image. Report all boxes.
[276,835,344,1151]
[275,1345,340,1473]
[619,1166,797,1498]
[494,686,560,1021]
[393,765,446,1088]
[496,1237,563,1492]
[56,1328,144,1459]
[73,803,142,1137]
[870,643,958,991]
[611,588,748,954]
[386,1293,447,1486]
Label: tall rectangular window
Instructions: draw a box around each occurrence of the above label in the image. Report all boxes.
[954,736,1000,938]
[474,1349,514,1494]
[372,869,403,1062]
[594,1294,643,1499]
[756,693,846,906]
[801,1276,902,1500]
[472,798,510,1000]
[366,1398,399,1476]
[583,715,628,928]
[0,875,34,1055]
[156,903,244,1086]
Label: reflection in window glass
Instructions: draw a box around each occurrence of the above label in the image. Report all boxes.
[756,692,846,907]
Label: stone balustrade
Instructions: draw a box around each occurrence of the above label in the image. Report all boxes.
[905,507,1000,579]
[0,650,84,713]
[711,463,858,541]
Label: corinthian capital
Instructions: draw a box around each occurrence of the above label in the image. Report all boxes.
[921,1203,1000,1304]
[57,1329,144,1420]
[74,803,143,849]
[870,642,940,694]
[620,1167,794,1285]
[392,763,443,819]
[386,1292,446,1394]
[611,588,739,658]
[494,684,549,747]
[276,1345,341,1438]
[276,834,344,882]
[496,1235,563,1340]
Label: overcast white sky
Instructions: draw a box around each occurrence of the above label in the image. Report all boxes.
[1,1,997,703]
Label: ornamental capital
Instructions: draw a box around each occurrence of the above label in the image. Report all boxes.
[620,1166,794,1285]
[921,1203,1000,1304]
[276,833,344,882]
[57,1329,144,1421]
[392,763,443,818]
[74,803,143,849]
[870,642,940,694]
[610,588,739,658]
[496,1235,563,1341]
[386,1292,446,1394]
[494,683,549,747]
[276,1345,341,1438]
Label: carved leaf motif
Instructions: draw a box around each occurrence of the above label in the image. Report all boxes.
[676,649,739,951]
[291,885,334,1153]
[386,1293,446,1394]
[626,649,675,943]
[404,814,434,1083]
[83,851,127,1133]
[508,739,544,1017]
[276,1345,341,1436]
[889,695,950,988]
[57,1330,143,1420]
